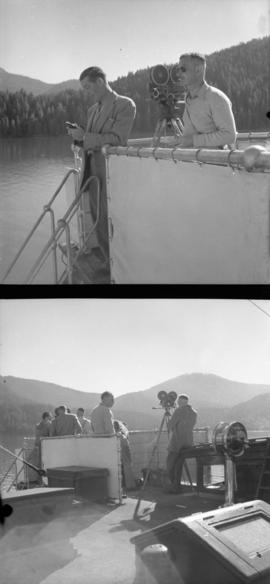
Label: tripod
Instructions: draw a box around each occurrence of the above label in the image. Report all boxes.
[133,407,193,518]
[152,100,184,147]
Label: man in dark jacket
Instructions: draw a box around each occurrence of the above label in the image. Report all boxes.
[49,405,82,436]
[166,394,197,492]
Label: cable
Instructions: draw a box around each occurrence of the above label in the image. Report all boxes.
[248,299,270,320]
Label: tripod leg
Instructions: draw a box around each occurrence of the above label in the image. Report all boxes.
[171,118,182,138]
[153,119,164,147]
[175,117,184,134]
[140,414,167,493]
[133,412,167,517]
[153,120,162,145]
[153,118,168,147]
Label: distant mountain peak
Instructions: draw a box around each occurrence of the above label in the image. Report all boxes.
[0,67,80,96]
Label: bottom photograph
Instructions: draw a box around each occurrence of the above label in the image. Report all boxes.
[1,297,270,584]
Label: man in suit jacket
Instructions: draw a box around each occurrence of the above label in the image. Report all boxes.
[68,66,136,267]
[49,405,82,436]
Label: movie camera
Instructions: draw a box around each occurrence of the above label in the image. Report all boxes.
[157,390,178,410]
[149,64,185,146]
[149,64,184,109]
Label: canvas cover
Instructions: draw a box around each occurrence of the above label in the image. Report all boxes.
[106,155,270,284]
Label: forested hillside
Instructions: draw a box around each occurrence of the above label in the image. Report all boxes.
[1,373,270,436]
[0,36,269,138]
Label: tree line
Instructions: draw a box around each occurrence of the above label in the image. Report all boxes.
[0,36,269,139]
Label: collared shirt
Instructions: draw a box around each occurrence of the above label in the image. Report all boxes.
[90,403,115,435]
[78,416,92,435]
[182,82,236,148]
[84,90,136,150]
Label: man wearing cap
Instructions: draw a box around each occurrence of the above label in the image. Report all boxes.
[176,52,236,149]
[67,66,136,270]
[166,394,197,493]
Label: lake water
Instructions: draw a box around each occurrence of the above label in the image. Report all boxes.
[0,136,75,284]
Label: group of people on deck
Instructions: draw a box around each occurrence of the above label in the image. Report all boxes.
[34,392,136,492]
[35,392,119,439]
[67,53,236,268]
[35,391,197,494]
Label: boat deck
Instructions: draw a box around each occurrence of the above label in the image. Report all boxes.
[0,485,223,584]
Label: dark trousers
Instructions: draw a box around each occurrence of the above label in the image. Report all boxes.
[89,153,109,260]
[167,449,185,488]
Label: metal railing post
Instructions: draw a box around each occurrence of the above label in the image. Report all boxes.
[25,175,100,284]
[44,206,58,284]
[57,220,73,284]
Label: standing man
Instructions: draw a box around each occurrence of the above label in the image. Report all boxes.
[35,411,52,446]
[176,52,236,149]
[76,408,92,434]
[49,405,82,436]
[166,394,197,493]
[91,391,115,435]
[34,411,52,472]
[67,66,136,267]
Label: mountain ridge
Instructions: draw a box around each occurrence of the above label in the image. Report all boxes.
[1,373,270,433]
[0,66,80,96]
[0,36,268,97]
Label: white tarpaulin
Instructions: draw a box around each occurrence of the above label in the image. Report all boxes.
[106,156,270,284]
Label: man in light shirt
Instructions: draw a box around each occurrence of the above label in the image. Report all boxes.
[76,408,92,434]
[176,52,236,149]
[91,391,115,435]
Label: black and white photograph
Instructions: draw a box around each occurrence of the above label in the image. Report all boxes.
[1,1,270,583]
[1,297,270,583]
[0,0,269,285]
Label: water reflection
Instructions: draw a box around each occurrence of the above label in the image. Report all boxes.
[0,135,73,162]
[0,136,74,283]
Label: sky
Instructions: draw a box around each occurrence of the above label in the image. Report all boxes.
[0,0,269,84]
[1,298,270,396]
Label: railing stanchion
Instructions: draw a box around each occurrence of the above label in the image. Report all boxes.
[58,220,73,284]
[1,168,78,284]
[46,207,58,284]
[25,175,100,284]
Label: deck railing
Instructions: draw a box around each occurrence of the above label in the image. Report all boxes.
[1,171,100,285]
[2,132,269,284]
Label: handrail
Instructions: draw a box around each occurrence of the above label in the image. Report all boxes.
[0,447,24,489]
[25,174,100,284]
[1,168,79,284]
[103,144,270,170]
